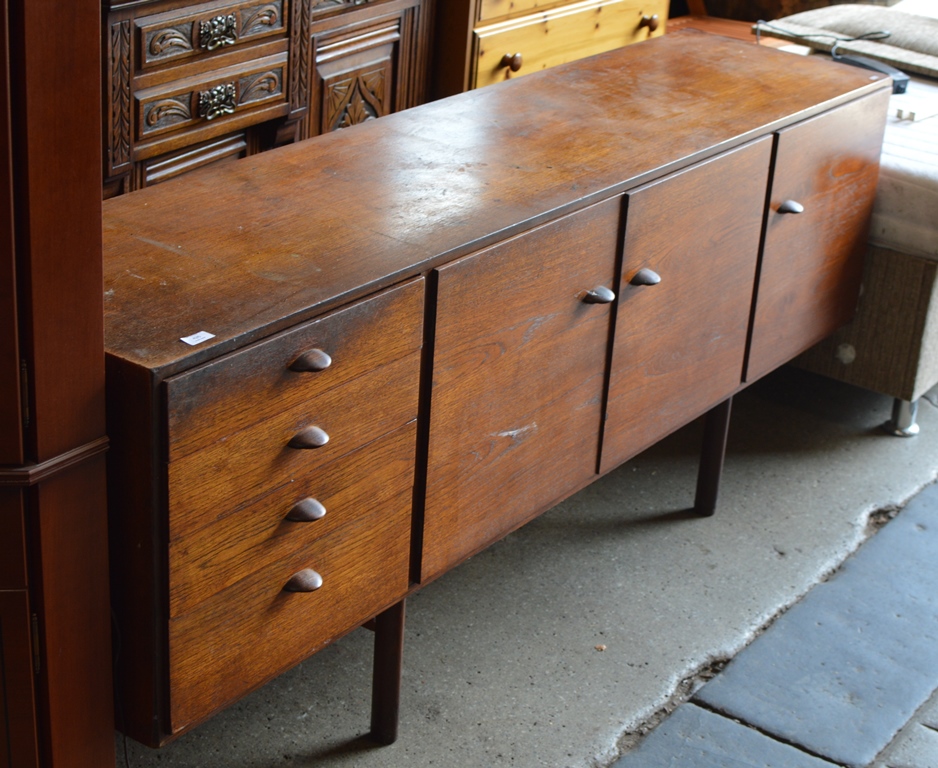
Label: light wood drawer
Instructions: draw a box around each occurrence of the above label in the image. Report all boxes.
[166,278,424,461]
[168,485,411,734]
[169,421,416,616]
[137,0,288,71]
[168,350,420,525]
[472,0,666,89]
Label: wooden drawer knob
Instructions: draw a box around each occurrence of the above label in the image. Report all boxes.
[630,268,661,286]
[500,53,524,72]
[288,426,330,449]
[289,348,333,372]
[583,285,616,304]
[283,568,323,593]
[285,498,327,522]
[778,199,805,214]
[640,14,660,32]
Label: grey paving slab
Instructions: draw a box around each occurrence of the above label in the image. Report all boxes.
[612,704,837,768]
[694,482,938,768]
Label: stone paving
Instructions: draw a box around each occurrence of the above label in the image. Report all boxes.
[614,481,938,768]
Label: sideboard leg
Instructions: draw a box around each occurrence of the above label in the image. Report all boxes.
[694,396,733,517]
[370,599,406,745]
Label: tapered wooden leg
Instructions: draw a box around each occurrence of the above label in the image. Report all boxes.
[694,396,733,517]
[370,599,405,744]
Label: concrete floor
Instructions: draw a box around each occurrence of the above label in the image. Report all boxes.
[116,366,938,767]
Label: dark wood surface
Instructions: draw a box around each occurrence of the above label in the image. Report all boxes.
[746,88,890,382]
[102,30,889,377]
[601,137,771,472]
[422,198,619,580]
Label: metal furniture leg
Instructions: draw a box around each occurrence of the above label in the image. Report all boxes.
[886,397,920,437]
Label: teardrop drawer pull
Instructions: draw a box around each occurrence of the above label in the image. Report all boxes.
[285,498,327,522]
[778,199,804,214]
[500,52,523,72]
[283,568,323,593]
[289,348,332,372]
[630,268,661,286]
[583,285,616,304]
[288,426,330,449]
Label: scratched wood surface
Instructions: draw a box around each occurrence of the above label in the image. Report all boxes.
[102,31,888,378]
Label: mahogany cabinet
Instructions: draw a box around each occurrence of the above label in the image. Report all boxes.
[431,0,668,98]
[104,0,431,195]
[100,32,890,748]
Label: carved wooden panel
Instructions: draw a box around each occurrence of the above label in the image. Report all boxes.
[138,0,286,69]
[312,0,377,15]
[289,0,313,120]
[136,54,287,138]
[107,19,133,176]
[140,132,251,188]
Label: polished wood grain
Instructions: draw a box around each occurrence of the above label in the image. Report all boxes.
[0,589,40,768]
[746,88,890,382]
[168,488,411,735]
[168,351,419,519]
[103,32,889,377]
[601,137,771,472]
[422,198,619,580]
[169,422,416,616]
[472,0,668,89]
[166,278,423,460]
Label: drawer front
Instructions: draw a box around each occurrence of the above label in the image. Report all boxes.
[478,0,563,22]
[169,421,416,616]
[137,0,287,70]
[472,0,666,89]
[422,197,620,581]
[746,90,890,382]
[166,278,424,461]
[168,488,411,733]
[601,138,772,473]
[168,350,420,525]
[136,51,288,140]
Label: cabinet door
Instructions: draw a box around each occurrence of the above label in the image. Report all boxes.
[601,137,772,473]
[746,90,890,382]
[422,198,621,581]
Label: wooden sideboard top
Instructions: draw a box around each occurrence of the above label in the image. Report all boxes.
[103,30,890,377]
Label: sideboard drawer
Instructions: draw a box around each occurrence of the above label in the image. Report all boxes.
[472,0,666,89]
[137,0,288,70]
[169,421,416,616]
[168,481,412,733]
[166,278,424,461]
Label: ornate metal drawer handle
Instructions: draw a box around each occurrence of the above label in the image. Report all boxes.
[198,83,237,120]
[199,14,238,51]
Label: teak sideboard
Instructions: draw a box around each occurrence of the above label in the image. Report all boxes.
[102,31,890,747]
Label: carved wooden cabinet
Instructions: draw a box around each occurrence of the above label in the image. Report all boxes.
[431,0,669,98]
[104,0,431,195]
[101,33,890,748]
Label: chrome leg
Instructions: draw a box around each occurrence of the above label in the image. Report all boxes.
[885,398,920,437]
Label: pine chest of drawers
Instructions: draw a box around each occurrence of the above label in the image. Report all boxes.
[103,31,890,746]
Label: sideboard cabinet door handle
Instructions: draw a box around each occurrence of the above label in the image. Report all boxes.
[778,199,805,214]
[583,285,616,304]
[640,14,660,32]
[289,348,333,372]
[500,52,523,72]
[288,426,330,449]
[630,268,661,286]
[283,569,323,593]
[285,498,327,522]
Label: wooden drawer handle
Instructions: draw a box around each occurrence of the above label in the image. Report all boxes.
[288,426,330,449]
[198,83,237,121]
[583,285,616,304]
[778,199,805,214]
[640,14,660,32]
[289,348,333,372]
[630,268,661,286]
[283,568,323,593]
[199,14,238,51]
[285,497,327,522]
[500,53,524,72]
